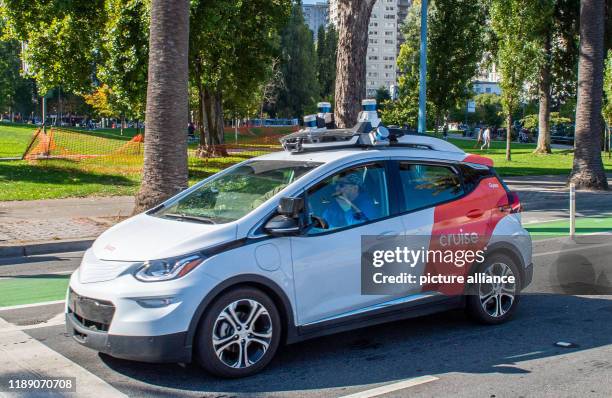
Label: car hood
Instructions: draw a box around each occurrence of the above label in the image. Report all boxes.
[92,213,238,261]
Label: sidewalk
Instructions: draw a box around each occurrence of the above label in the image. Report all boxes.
[1,175,611,257]
[0,196,133,256]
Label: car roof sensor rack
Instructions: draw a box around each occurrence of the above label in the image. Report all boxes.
[280,123,368,153]
[280,99,464,155]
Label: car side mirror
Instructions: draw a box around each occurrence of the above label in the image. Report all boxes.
[264,197,304,236]
[264,215,301,236]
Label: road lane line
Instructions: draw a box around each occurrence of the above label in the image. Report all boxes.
[0,317,126,397]
[0,299,65,311]
[338,375,439,398]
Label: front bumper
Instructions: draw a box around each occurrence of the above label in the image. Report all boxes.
[65,312,191,363]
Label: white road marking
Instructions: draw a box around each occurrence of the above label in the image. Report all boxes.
[338,376,439,398]
[0,300,65,311]
[0,317,126,397]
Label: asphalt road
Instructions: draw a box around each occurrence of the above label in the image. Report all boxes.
[0,248,611,398]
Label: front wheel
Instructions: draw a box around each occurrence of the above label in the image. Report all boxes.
[466,254,521,324]
[194,287,281,378]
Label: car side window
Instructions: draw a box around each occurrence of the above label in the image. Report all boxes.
[306,163,389,234]
[398,163,464,212]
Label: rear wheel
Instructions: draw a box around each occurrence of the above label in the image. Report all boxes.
[466,254,521,324]
[195,287,281,378]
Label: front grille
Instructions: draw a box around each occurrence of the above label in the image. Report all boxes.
[68,289,115,332]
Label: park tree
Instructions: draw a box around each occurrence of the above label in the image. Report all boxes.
[604,51,612,128]
[388,0,485,131]
[190,0,290,154]
[380,3,421,128]
[426,0,486,130]
[276,2,319,119]
[97,0,150,126]
[569,0,608,189]
[134,0,190,212]
[259,57,284,120]
[0,23,35,119]
[317,24,338,100]
[333,0,376,128]
[0,0,106,95]
[474,93,503,127]
[491,0,546,161]
[375,86,391,110]
[533,0,580,154]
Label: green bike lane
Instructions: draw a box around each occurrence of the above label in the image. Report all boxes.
[2,214,612,308]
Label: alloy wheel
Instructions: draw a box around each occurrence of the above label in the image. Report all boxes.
[212,299,273,369]
[478,262,516,318]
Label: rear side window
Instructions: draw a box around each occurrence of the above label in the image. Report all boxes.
[459,164,496,193]
[398,163,464,212]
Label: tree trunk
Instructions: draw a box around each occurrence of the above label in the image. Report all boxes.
[133,0,190,213]
[198,87,228,157]
[506,114,512,161]
[333,0,376,128]
[535,33,552,154]
[569,0,608,190]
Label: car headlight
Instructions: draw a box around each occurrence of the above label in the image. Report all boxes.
[134,254,204,282]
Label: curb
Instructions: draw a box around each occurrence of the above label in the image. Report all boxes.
[0,238,94,258]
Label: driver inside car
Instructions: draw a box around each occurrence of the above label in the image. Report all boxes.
[321,173,377,229]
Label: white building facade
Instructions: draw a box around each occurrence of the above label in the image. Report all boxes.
[330,0,404,98]
[302,2,329,41]
[472,63,501,95]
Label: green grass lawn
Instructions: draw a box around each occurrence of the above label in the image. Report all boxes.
[0,155,245,201]
[0,274,70,307]
[446,137,612,177]
[0,122,38,158]
[1,122,611,201]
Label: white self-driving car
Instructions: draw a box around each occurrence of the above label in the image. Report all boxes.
[66,107,532,378]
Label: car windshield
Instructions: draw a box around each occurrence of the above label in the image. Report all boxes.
[153,160,322,224]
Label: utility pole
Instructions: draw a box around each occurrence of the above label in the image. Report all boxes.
[418,0,428,134]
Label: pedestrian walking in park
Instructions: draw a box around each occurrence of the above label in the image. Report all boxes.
[481,126,491,150]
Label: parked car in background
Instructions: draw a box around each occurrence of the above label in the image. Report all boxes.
[551,123,574,145]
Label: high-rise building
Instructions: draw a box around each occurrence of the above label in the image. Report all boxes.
[396,0,411,54]
[329,0,407,98]
[302,2,329,41]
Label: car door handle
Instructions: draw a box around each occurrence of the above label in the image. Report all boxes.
[466,209,484,219]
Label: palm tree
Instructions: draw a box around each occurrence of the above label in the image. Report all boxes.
[569,0,608,190]
[133,0,191,213]
[333,0,376,128]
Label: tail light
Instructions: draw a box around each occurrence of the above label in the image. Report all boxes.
[501,191,521,213]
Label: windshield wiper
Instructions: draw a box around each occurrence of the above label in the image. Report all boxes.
[162,213,216,224]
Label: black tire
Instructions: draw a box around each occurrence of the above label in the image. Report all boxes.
[194,287,281,378]
[466,253,522,325]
